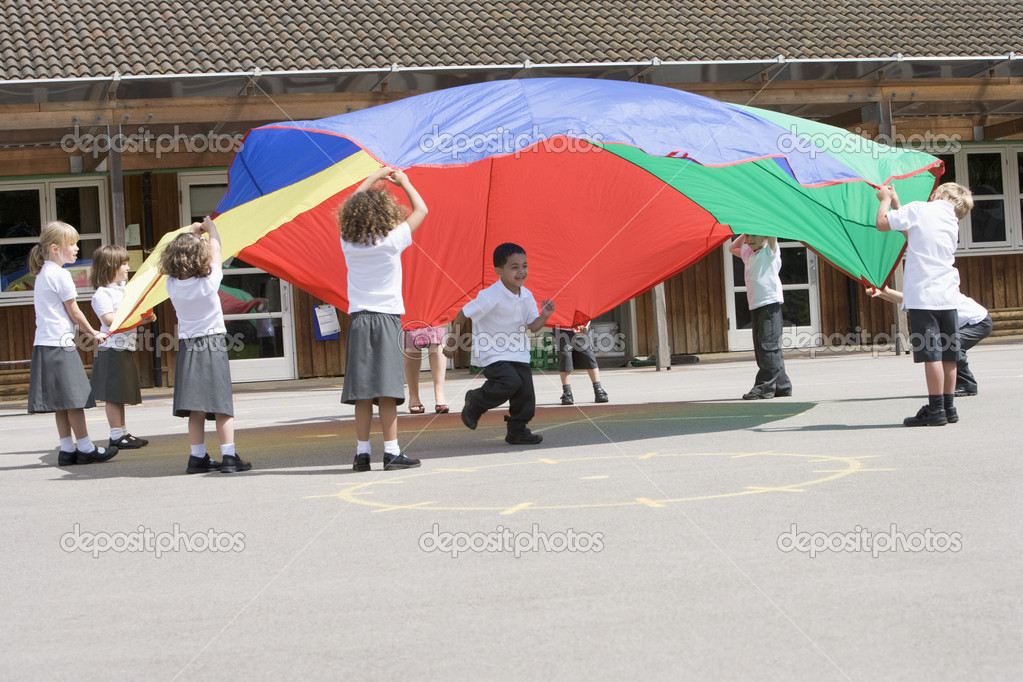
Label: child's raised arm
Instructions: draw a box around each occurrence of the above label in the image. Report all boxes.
[875,185,898,231]
[386,169,429,233]
[200,216,223,263]
[353,166,394,195]
[728,234,748,257]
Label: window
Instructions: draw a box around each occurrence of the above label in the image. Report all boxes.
[0,179,109,301]
[928,145,1023,253]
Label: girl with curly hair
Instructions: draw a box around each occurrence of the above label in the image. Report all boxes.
[338,166,428,472]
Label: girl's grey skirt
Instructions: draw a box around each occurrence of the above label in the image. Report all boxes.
[27,345,96,413]
[172,334,234,419]
[340,311,406,405]
[90,347,142,405]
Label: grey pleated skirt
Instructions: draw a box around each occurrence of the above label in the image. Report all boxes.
[27,345,96,413]
[172,334,234,419]
[340,311,406,405]
[90,347,142,405]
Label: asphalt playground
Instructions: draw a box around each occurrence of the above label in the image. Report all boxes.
[1,341,1020,680]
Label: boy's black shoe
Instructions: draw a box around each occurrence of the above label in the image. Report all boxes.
[383,452,421,470]
[186,454,222,474]
[945,406,959,424]
[219,455,252,473]
[742,390,772,400]
[57,450,77,466]
[461,391,480,430]
[594,387,609,403]
[505,430,543,445]
[352,453,371,472]
[110,433,148,449]
[954,388,976,397]
[75,446,118,464]
[903,405,948,427]
[560,391,574,406]
[775,389,792,397]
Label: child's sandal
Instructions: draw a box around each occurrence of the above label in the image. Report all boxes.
[409,404,425,414]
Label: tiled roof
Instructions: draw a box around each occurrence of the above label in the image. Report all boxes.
[1,0,1020,80]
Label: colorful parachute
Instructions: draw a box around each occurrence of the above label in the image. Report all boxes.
[111,78,940,332]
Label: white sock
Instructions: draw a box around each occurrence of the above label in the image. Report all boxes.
[110,426,125,440]
[357,440,371,455]
[383,439,400,455]
[221,443,236,457]
[60,437,74,452]
[190,444,205,457]
[76,437,95,454]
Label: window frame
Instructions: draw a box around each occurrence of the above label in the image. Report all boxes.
[926,144,1023,255]
[0,176,110,305]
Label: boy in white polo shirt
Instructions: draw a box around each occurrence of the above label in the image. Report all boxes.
[876,181,973,426]
[445,243,555,444]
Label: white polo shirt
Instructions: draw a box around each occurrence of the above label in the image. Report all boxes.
[166,262,227,339]
[462,280,539,367]
[92,282,136,350]
[887,200,960,310]
[341,222,412,315]
[957,293,988,328]
[741,242,784,310]
[33,261,78,347]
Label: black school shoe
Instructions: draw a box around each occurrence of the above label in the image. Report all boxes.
[73,446,119,464]
[903,405,948,427]
[945,406,959,424]
[186,454,223,474]
[560,391,575,406]
[461,390,481,430]
[594,387,609,403]
[954,388,977,397]
[110,433,149,449]
[57,450,77,466]
[219,455,252,473]
[505,429,543,445]
[353,453,371,472]
[383,452,421,470]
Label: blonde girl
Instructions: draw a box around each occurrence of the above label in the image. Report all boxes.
[338,166,428,471]
[159,217,249,474]
[89,244,154,450]
[27,221,117,466]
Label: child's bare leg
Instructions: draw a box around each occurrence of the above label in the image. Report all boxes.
[404,352,422,407]
[923,361,945,395]
[355,400,373,441]
[188,411,206,446]
[66,408,89,440]
[215,414,234,445]
[942,361,957,395]
[378,397,398,442]
[428,344,447,405]
[587,367,601,383]
[105,401,125,429]
[55,409,72,440]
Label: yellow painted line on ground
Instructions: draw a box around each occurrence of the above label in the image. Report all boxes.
[537,458,559,464]
[581,475,609,480]
[731,451,775,458]
[500,502,534,515]
[744,486,805,493]
[434,467,479,473]
[637,453,659,459]
[371,501,435,513]
[334,479,405,487]
[636,497,666,508]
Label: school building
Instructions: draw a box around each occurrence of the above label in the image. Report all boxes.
[1,2,1021,394]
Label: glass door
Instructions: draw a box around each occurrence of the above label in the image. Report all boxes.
[723,239,821,351]
[179,172,296,382]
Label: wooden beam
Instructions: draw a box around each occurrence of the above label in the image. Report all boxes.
[983,116,1023,140]
[819,106,866,128]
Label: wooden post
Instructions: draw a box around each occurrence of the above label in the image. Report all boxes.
[876,102,909,354]
[108,125,126,246]
[653,282,671,370]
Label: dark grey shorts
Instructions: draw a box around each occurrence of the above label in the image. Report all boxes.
[555,328,598,373]
[908,309,960,363]
[340,311,405,405]
[90,347,142,405]
[27,345,96,413]
[172,334,234,419]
